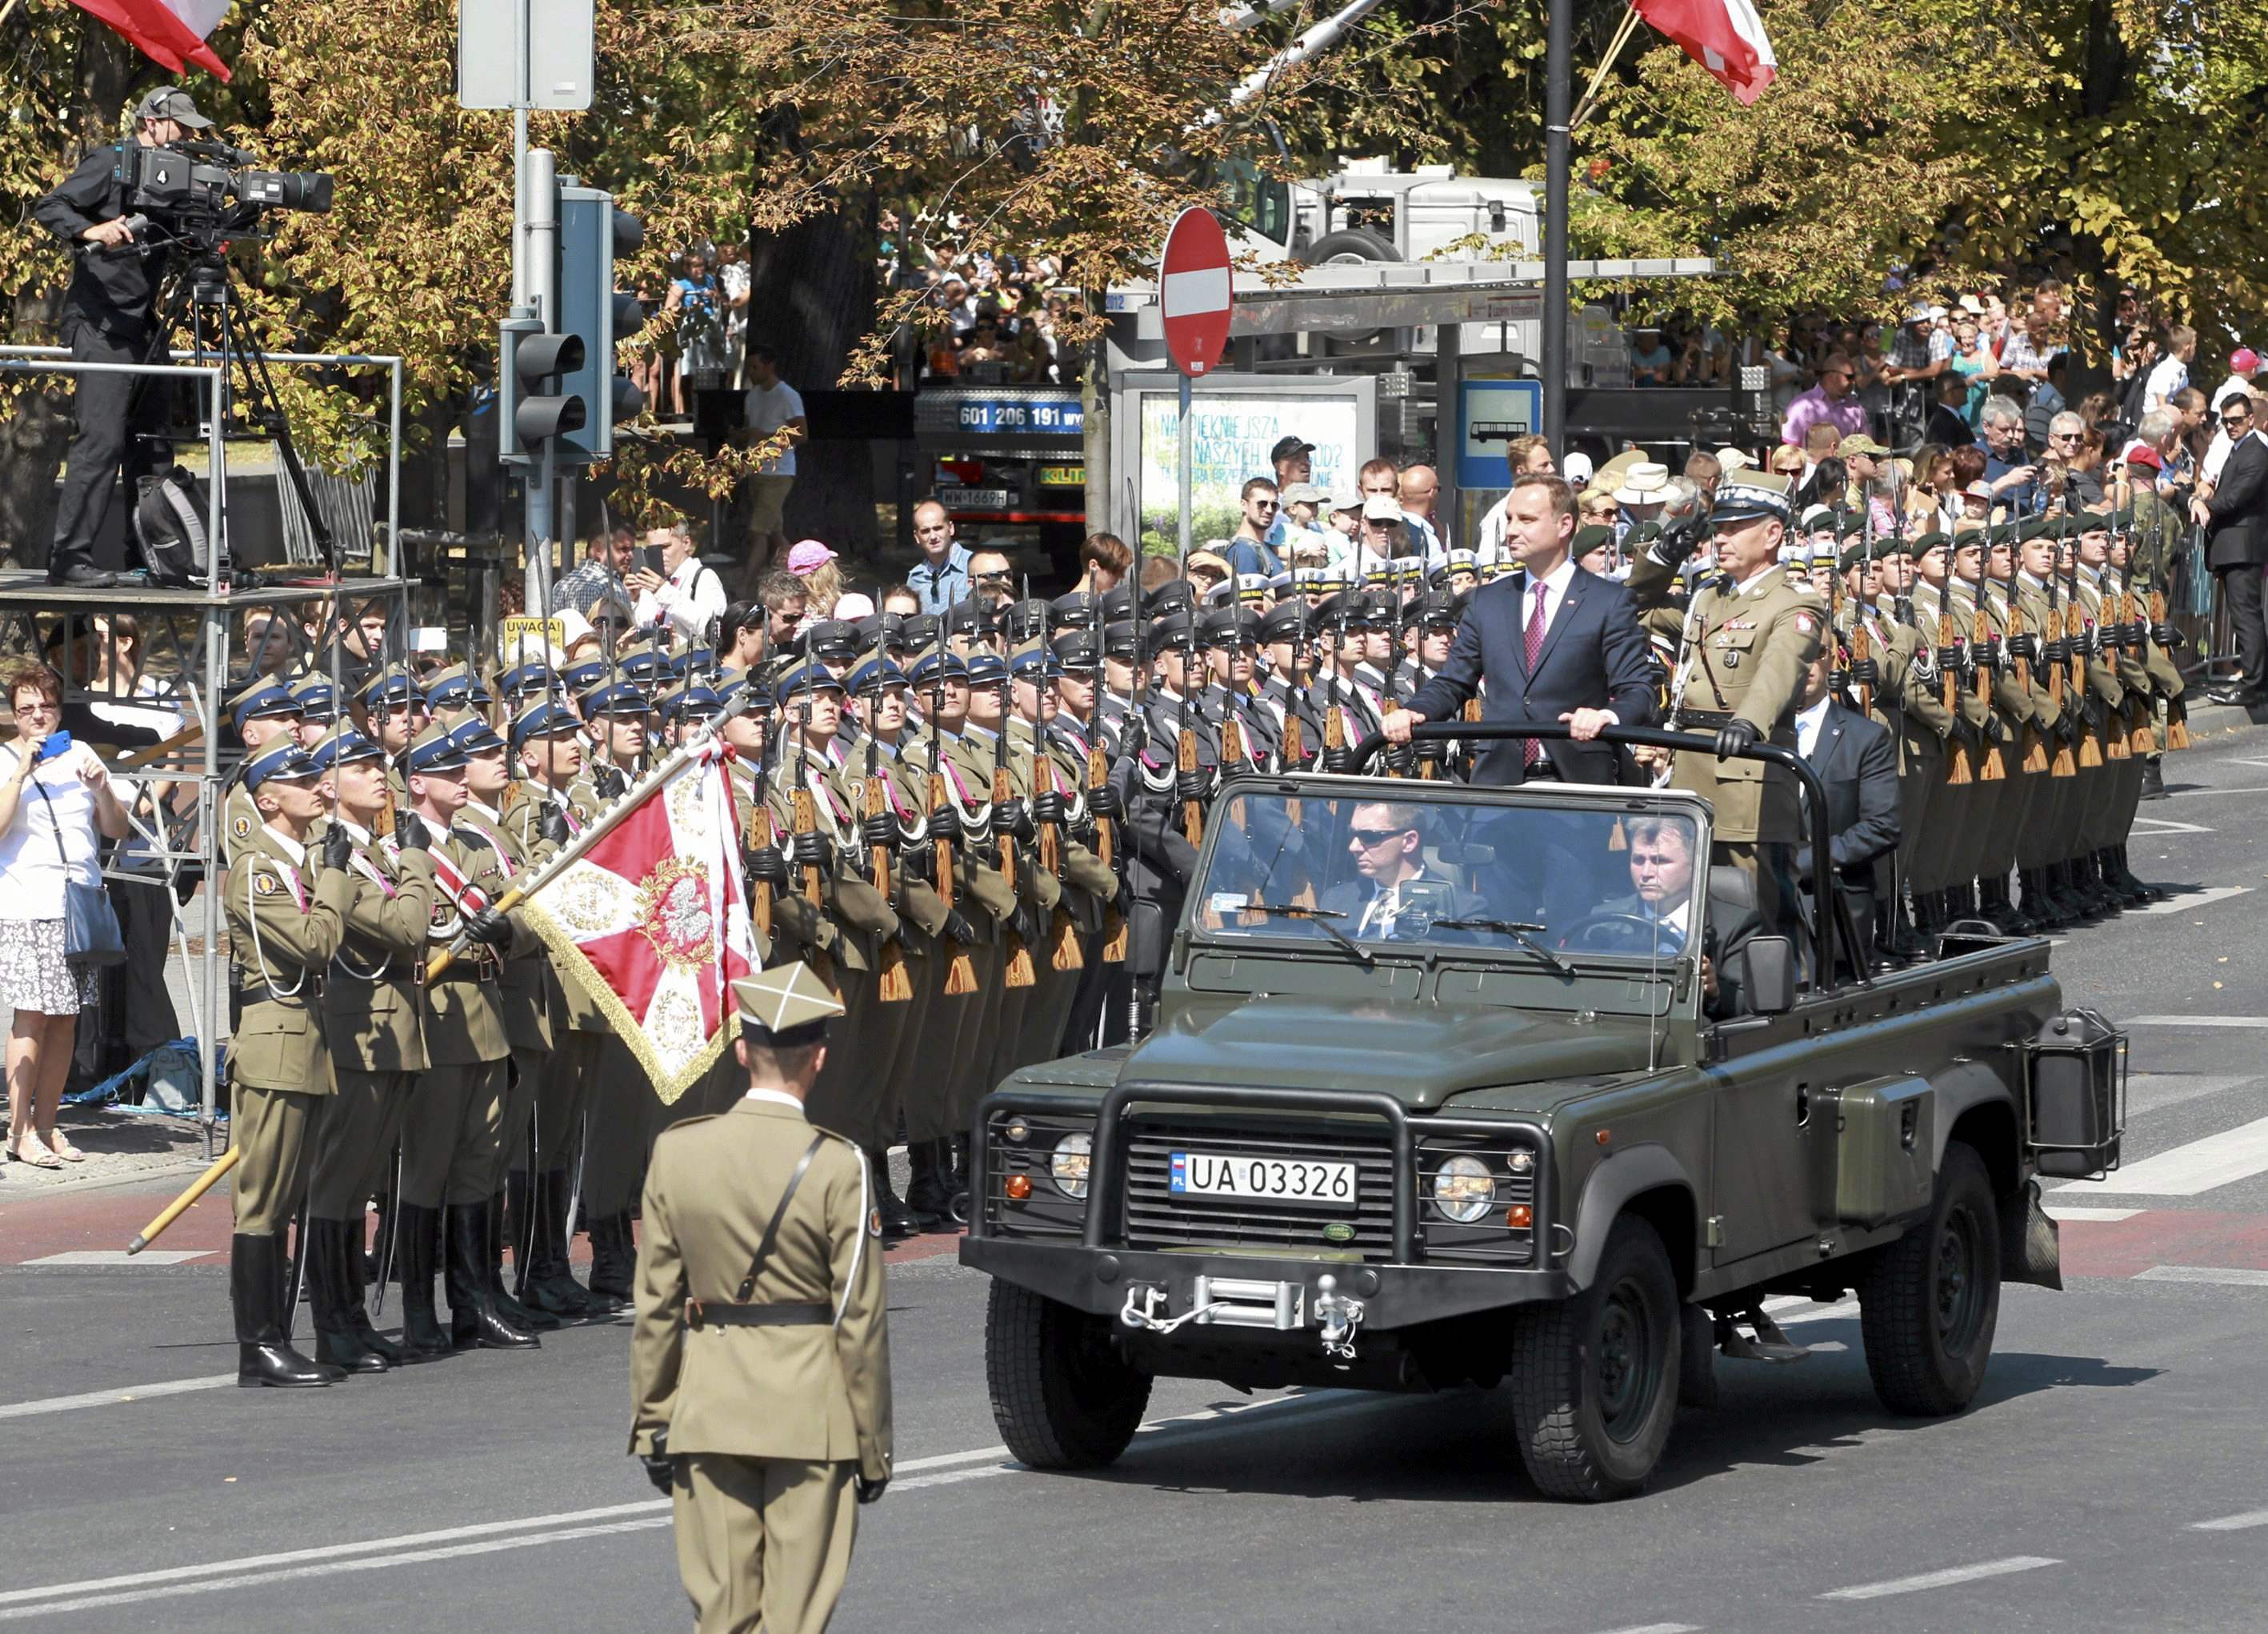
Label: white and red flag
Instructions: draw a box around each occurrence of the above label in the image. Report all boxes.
[68,0,234,81]
[1634,0,1776,105]
[518,739,758,1104]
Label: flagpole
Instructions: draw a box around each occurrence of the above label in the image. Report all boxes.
[1542,0,1571,455]
[421,726,718,982]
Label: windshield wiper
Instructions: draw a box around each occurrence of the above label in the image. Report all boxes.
[1431,918,1577,979]
[1244,903,1375,970]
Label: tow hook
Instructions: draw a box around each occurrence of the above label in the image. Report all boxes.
[1314,1274,1365,1364]
[1118,1283,1226,1336]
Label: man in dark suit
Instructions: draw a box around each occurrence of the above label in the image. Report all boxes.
[1315,799,1484,939]
[2196,394,2268,704]
[1387,474,1656,783]
[1790,652,1900,974]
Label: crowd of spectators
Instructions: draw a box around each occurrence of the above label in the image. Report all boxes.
[879,209,1082,388]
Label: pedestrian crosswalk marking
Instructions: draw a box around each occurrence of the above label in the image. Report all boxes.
[2044,1205,2143,1222]
[2134,1265,2268,1288]
[2055,1114,2268,1195]
[2125,1015,2268,1027]
[1818,1556,2060,1600]
[2121,886,2250,915]
[22,1251,212,1267]
[2194,1508,2268,1531]
[2128,814,2214,835]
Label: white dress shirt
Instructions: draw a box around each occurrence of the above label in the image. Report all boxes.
[634,555,730,645]
[1794,694,1832,759]
[1525,556,1578,643]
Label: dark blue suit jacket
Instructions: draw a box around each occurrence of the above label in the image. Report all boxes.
[1794,699,1900,972]
[1407,563,1657,786]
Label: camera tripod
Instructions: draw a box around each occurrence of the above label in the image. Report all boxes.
[130,241,337,571]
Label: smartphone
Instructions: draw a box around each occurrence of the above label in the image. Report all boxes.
[34,731,74,763]
[637,545,666,579]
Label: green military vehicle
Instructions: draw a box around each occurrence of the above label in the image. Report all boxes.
[960,727,2126,1500]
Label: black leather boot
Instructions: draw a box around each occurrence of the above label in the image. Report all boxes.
[395,1203,454,1360]
[447,1202,540,1350]
[308,1219,387,1375]
[2112,844,2159,905]
[870,1147,932,1240]
[365,1191,395,1283]
[2138,756,2167,800]
[583,1211,636,1314]
[904,1139,953,1222]
[338,1215,406,1366]
[523,1169,591,1316]
[2070,855,2116,917]
[234,1235,330,1388]
[488,1190,560,1331]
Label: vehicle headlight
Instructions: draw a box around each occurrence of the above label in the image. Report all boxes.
[1050,1132,1094,1199]
[1430,1155,1497,1224]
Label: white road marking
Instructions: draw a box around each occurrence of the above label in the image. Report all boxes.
[2120,886,2251,915]
[0,1373,234,1420]
[1818,1556,2060,1600]
[2044,1206,2144,1223]
[1593,1624,1702,1633]
[2193,1508,2268,1532]
[2128,815,2214,835]
[1774,1300,1858,1326]
[2053,1114,2268,1195]
[2134,1265,2268,1288]
[21,1250,213,1267]
[2171,785,2268,796]
[2124,1015,2268,1027]
[0,1389,1375,1618]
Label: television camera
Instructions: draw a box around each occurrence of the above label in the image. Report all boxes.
[112,138,332,250]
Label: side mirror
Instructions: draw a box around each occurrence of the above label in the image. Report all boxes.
[1737,935,1797,1015]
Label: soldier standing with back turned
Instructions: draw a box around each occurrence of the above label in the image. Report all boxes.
[630,963,892,1634]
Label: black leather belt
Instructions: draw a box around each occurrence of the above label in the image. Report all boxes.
[683,1300,830,1331]
[238,978,321,1005]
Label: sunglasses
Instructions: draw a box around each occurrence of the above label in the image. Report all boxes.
[1349,827,1408,847]
[1250,499,1280,511]
[2224,412,2253,426]
[975,571,1014,583]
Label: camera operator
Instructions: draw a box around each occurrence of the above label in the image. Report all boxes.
[31,88,214,591]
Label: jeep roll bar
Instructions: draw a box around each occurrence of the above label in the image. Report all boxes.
[1348,721,1859,989]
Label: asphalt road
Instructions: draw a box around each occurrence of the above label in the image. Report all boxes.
[5,723,2268,1632]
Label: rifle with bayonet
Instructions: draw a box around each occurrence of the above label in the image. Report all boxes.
[2043,513,2076,778]
[993,675,1035,987]
[2064,530,2105,770]
[1973,522,2008,781]
[789,680,836,990]
[863,715,913,1003]
[1175,630,1205,848]
[1030,680,1082,973]
[925,669,978,994]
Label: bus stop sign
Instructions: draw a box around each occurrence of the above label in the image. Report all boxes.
[1159,207,1233,377]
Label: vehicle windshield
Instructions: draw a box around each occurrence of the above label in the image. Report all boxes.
[1210,154,1292,244]
[1194,789,1706,962]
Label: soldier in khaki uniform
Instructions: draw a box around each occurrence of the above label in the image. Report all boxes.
[220,679,305,866]
[1664,471,1824,935]
[630,963,892,1634]
[224,740,353,1388]
[306,727,436,1374]
[1842,538,1953,960]
[394,723,531,1355]
[506,696,609,1316]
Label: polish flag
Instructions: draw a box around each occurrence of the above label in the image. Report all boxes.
[67,0,233,81]
[1635,0,1776,105]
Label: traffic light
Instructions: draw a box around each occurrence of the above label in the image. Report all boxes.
[498,320,587,464]
[558,186,649,462]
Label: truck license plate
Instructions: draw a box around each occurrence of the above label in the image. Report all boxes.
[1170,1151,1356,1207]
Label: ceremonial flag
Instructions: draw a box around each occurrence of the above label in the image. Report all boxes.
[518,740,758,1104]
[1634,0,1775,105]
[66,0,234,81]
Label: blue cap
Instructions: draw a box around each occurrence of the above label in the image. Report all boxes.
[425,671,494,711]
[1008,646,1062,680]
[668,647,718,680]
[306,727,383,774]
[496,662,556,699]
[619,650,668,684]
[657,684,724,723]
[562,659,608,693]
[906,650,968,688]
[243,740,319,790]
[288,677,340,721]
[230,681,300,734]
[446,719,507,758]
[846,655,908,696]
[404,723,470,774]
[509,699,581,749]
[963,652,1010,688]
[359,670,422,707]
[580,682,650,719]
[772,664,846,708]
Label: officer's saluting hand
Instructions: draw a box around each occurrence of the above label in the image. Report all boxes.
[629,962,893,1634]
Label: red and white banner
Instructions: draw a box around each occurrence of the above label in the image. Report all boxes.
[68,0,234,81]
[519,742,757,1104]
[1635,0,1775,105]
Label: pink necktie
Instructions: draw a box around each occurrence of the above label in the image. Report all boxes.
[1524,584,1547,767]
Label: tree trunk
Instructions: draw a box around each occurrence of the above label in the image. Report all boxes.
[743,198,879,557]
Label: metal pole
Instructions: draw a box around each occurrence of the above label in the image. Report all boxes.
[1542,0,1570,455]
[1176,371,1194,574]
[524,147,558,614]
[386,358,402,579]
[200,362,226,1154]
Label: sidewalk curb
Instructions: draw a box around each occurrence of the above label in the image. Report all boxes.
[0,1156,209,1205]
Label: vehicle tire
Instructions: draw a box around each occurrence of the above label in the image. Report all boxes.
[1297,226,1402,269]
[1506,1215,1681,1501]
[1858,1140,2002,1417]
[984,1280,1153,1470]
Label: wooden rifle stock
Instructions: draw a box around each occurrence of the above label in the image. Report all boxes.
[745,791,774,946]
[1972,590,2006,780]
[929,767,978,995]
[864,769,913,1003]
[995,763,1034,987]
[1850,619,1873,719]
[1090,740,1126,963]
[1177,723,1202,848]
[2151,587,2191,749]
[790,784,835,988]
[1938,600,1973,785]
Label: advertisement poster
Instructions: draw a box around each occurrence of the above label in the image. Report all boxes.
[1136,392,1362,555]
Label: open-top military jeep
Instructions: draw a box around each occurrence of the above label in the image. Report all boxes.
[961,726,2126,1500]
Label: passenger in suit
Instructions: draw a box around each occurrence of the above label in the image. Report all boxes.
[1564,814,1702,957]
[1389,473,1656,785]
[1789,651,1901,976]
[1315,799,1486,937]
[630,963,892,1634]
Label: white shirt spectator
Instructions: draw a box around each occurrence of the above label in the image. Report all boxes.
[744,378,806,477]
[634,554,730,646]
[2143,354,2189,414]
[0,743,106,920]
[2210,374,2254,413]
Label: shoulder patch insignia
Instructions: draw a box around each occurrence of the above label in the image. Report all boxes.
[868,1207,885,1240]
[253,871,279,895]
[1794,611,1819,635]
[230,812,254,842]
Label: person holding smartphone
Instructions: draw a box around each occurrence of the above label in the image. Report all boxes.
[0,660,129,1167]
[630,522,730,647]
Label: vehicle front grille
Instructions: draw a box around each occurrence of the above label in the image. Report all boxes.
[1121,1118,1398,1260]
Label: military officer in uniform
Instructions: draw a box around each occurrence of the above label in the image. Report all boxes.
[224,740,353,1387]
[306,726,436,1374]
[630,963,891,1634]
[1664,470,1825,935]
